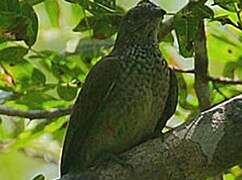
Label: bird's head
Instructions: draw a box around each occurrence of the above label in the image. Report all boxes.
[114,0,166,48]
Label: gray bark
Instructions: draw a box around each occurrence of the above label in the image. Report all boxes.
[59,95,242,180]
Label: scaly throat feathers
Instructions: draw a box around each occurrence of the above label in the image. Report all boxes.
[113,28,159,52]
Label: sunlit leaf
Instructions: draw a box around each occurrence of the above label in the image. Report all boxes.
[44,0,60,27]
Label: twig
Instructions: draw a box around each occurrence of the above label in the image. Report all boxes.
[172,67,242,85]
[0,105,72,120]
[172,67,195,74]
[208,76,242,85]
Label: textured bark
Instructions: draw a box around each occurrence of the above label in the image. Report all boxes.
[59,95,242,180]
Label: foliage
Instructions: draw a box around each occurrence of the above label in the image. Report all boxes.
[0,0,241,179]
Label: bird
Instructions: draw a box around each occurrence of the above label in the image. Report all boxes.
[60,0,178,176]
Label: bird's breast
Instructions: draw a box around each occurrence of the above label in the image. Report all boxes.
[82,47,170,161]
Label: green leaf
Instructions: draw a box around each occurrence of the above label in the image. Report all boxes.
[19,2,39,46]
[174,2,214,57]
[73,14,122,39]
[31,68,46,85]
[0,0,20,13]
[0,12,28,43]
[44,0,60,27]
[223,62,236,78]
[192,4,214,19]
[15,91,56,109]
[0,46,28,63]
[3,59,34,91]
[57,84,77,101]
[0,2,38,46]
[214,0,237,12]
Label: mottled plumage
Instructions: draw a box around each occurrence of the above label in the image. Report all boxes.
[61,0,178,175]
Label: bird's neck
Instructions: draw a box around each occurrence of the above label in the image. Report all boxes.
[112,30,159,54]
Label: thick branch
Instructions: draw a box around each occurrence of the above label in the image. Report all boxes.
[0,105,72,119]
[60,95,242,180]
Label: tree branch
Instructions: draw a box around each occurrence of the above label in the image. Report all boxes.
[172,67,242,85]
[194,20,211,111]
[59,95,242,180]
[0,105,72,119]
[208,76,242,85]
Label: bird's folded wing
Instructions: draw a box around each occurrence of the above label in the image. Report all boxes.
[155,68,178,132]
[61,56,120,175]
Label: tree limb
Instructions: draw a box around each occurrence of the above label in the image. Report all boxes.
[0,105,72,120]
[59,95,242,180]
